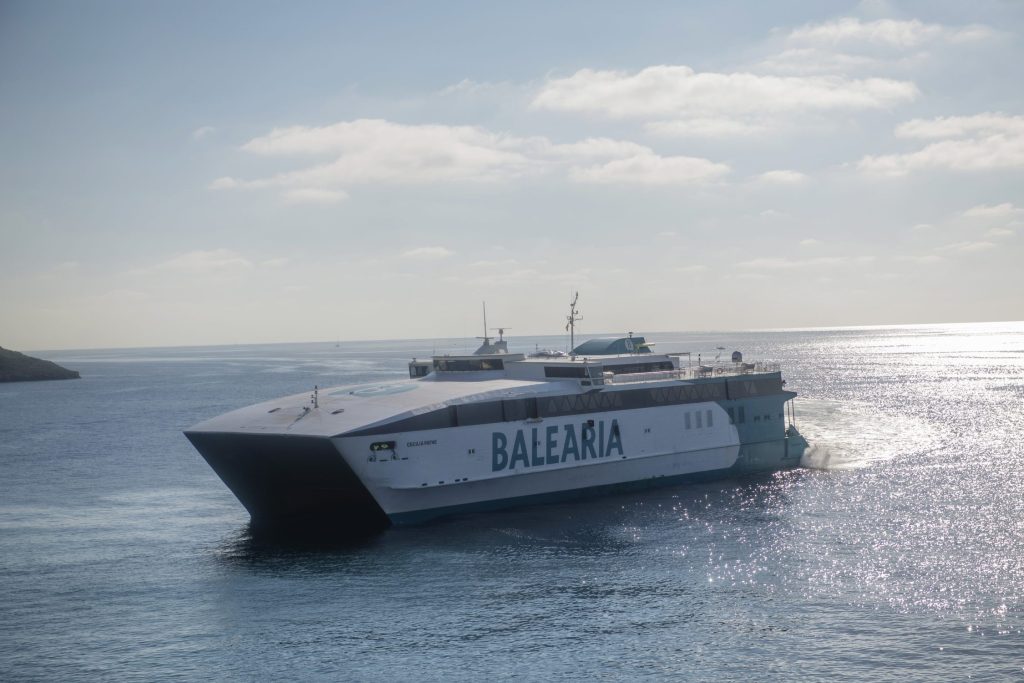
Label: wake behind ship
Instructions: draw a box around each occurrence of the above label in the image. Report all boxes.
[186,321,809,532]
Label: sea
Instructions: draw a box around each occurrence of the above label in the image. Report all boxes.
[2,323,1023,681]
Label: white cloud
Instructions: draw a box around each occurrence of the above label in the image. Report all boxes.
[756,170,808,184]
[646,118,768,138]
[912,223,933,231]
[674,265,708,274]
[212,119,724,195]
[282,188,349,205]
[986,228,1015,239]
[569,152,730,186]
[236,119,534,185]
[192,126,216,140]
[939,241,996,253]
[738,256,848,269]
[961,202,1022,219]
[400,246,454,260]
[859,113,1024,176]
[786,17,994,49]
[895,113,1024,139]
[544,138,649,160]
[209,177,239,190]
[897,254,945,264]
[756,48,883,75]
[799,238,822,247]
[150,249,254,273]
[469,259,519,269]
[437,78,507,97]
[532,65,917,119]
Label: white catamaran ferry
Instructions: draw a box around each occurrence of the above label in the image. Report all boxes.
[186,299,809,531]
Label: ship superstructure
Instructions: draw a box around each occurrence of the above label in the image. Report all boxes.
[185,309,809,531]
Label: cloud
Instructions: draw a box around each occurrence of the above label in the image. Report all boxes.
[532,66,917,120]
[756,170,808,184]
[786,17,994,49]
[755,48,883,76]
[738,256,849,269]
[859,113,1024,176]
[646,118,768,138]
[912,223,933,231]
[141,249,254,274]
[236,119,535,184]
[961,202,1022,219]
[400,246,454,260]
[674,265,708,274]
[986,228,1015,239]
[738,255,874,270]
[469,259,519,269]
[799,238,822,247]
[895,113,1024,139]
[569,151,730,185]
[756,17,995,78]
[897,254,945,264]
[192,126,216,140]
[209,177,239,190]
[939,241,996,253]
[282,188,349,205]
[211,119,727,195]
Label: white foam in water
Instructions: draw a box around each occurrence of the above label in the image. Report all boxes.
[795,397,944,470]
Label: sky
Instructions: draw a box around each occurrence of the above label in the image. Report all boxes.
[1,0,1023,350]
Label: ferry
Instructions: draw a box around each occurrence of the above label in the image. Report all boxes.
[185,299,809,531]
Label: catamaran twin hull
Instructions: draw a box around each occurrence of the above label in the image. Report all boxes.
[186,361,808,531]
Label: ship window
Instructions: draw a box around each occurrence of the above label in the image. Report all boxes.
[433,358,505,372]
[606,361,674,375]
[695,411,703,429]
[706,409,713,428]
[727,407,735,424]
[738,406,746,423]
[456,402,503,426]
[502,399,527,421]
[544,365,587,379]
[526,398,539,419]
[685,412,691,430]
[370,441,396,452]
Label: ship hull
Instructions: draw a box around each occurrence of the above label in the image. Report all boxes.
[386,436,803,525]
[186,397,807,530]
[184,431,389,533]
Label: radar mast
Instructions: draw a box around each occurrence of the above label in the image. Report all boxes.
[566,292,581,355]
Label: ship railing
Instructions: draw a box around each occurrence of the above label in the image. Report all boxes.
[603,361,781,386]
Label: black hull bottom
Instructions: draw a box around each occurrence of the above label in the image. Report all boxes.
[185,431,388,534]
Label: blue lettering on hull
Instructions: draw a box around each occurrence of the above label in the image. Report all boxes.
[492,420,623,472]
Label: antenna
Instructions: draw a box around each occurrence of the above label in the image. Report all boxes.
[490,327,510,342]
[565,292,581,354]
[476,302,493,345]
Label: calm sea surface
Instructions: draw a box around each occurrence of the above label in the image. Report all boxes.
[2,324,1023,681]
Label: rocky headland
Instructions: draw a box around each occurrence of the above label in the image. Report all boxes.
[0,347,80,382]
